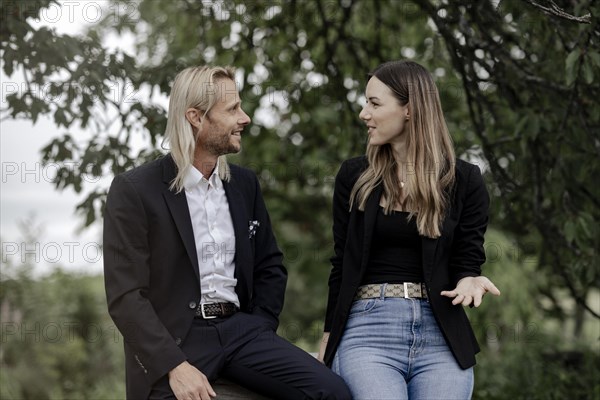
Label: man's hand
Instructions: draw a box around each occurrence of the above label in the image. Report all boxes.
[440,276,500,307]
[168,361,216,400]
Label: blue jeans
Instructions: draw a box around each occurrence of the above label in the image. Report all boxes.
[332,288,474,400]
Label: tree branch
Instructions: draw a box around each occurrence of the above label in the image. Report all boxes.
[524,0,591,24]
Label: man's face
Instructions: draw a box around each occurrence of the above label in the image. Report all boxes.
[197,78,251,156]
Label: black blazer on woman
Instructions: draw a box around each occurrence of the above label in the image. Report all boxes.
[324,156,489,369]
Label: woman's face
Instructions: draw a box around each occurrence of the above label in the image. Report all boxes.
[359,76,409,146]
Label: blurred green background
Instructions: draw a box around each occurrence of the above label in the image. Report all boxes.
[1,0,599,398]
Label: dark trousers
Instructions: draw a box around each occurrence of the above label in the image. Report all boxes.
[149,312,351,400]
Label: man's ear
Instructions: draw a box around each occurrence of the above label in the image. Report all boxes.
[185,108,203,128]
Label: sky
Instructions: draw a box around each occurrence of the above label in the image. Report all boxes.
[1,1,137,276]
[1,115,104,275]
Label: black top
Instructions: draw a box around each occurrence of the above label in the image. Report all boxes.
[362,207,423,284]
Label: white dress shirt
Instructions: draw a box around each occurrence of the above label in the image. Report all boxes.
[183,162,240,308]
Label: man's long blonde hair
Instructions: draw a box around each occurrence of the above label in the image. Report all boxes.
[350,60,456,238]
[164,65,236,192]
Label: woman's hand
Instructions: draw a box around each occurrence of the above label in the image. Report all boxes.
[440,276,500,307]
[317,332,330,363]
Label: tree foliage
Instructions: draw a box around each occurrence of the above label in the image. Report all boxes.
[2,0,598,378]
[0,222,125,398]
[465,229,600,399]
[0,0,600,398]
[412,0,600,322]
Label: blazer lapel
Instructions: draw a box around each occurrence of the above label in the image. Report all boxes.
[222,179,252,304]
[360,185,383,275]
[161,156,200,283]
[422,185,456,284]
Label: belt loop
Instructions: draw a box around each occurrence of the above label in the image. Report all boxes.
[380,283,387,300]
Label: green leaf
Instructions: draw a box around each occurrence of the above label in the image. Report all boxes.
[588,51,600,68]
[582,60,594,84]
[578,216,592,239]
[525,114,541,140]
[564,220,576,243]
[565,49,580,86]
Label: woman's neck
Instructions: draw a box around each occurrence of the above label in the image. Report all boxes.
[391,140,408,172]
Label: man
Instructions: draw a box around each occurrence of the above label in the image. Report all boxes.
[103,66,351,400]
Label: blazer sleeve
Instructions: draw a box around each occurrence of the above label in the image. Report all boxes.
[248,173,287,328]
[449,164,490,283]
[103,174,186,384]
[324,161,353,331]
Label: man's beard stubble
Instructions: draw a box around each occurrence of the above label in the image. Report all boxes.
[202,124,240,156]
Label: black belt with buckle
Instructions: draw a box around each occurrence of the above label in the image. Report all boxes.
[195,302,238,319]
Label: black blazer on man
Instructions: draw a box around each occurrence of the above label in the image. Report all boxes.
[323,156,489,369]
[103,154,286,399]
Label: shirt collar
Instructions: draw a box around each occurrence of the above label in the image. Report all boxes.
[182,160,222,191]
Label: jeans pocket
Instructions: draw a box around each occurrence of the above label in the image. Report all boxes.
[347,299,378,318]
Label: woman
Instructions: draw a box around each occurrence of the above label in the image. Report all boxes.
[318,60,500,400]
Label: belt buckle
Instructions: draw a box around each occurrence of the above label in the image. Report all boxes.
[403,282,410,299]
[200,303,218,319]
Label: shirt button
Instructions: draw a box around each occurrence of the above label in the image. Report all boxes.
[175,338,182,346]
[188,301,197,309]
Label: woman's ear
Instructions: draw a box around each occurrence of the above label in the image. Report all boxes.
[185,108,203,128]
